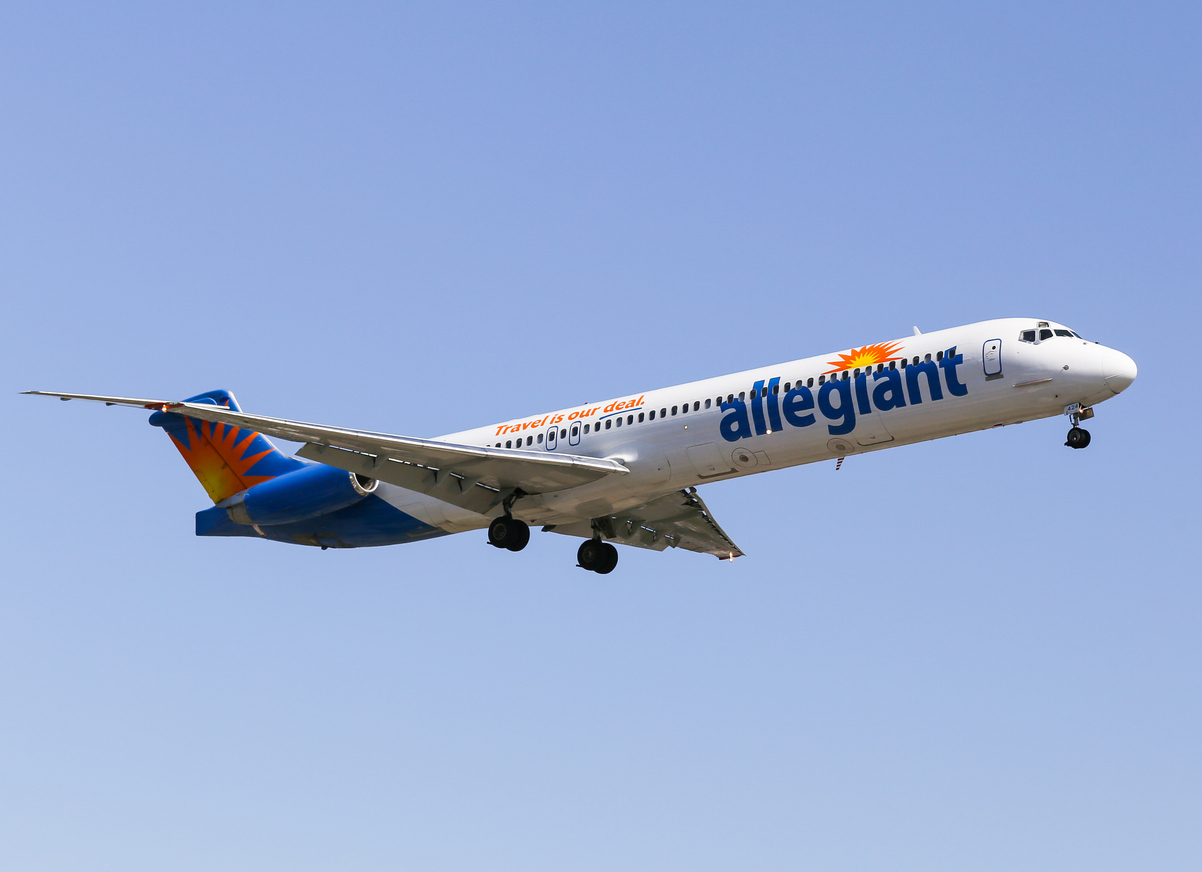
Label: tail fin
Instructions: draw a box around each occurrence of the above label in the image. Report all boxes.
[149,389,306,504]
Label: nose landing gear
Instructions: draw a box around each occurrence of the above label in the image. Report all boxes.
[1064,403,1094,449]
[1066,426,1091,449]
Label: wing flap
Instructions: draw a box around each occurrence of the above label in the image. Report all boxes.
[547,488,745,560]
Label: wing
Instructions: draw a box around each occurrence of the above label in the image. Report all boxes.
[545,488,745,560]
[23,391,628,514]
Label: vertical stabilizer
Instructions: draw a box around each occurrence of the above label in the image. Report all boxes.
[148,390,306,503]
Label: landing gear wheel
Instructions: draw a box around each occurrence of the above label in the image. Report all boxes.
[595,542,619,575]
[489,516,530,551]
[577,539,604,571]
[1065,426,1091,449]
[506,521,530,552]
[577,540,619,573]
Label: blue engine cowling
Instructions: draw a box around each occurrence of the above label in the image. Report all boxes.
[225,462,379,526]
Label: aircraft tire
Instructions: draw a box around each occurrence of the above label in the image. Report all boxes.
[489,516,529,550]
[1066,426,1091,449]
[506,521,530,552]
[595,542,619,575]
[577,539,603,571]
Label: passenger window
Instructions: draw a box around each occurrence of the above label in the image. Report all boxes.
[537,433,543,443]
[854,368,861,378]
[661,408,667,417]
[704,398,711,409]
[889,362,896,370]
[807,378,814,387]
[727,394,734,403]
[671,405,678,415]
[527,436,533,446]
[649,410,656,420]
[626,415,633,425]
[738,392,745,401]
[936,351,943,361]
[783,382,791,392]
[1040,329,1053,340]
[638,412,644,423]
[681,404,688,414]
[605,419,611,430]
[818,375,825,385]
[506,440,512,448]
[560,429,567,439]
[616,417,622,427]
[1021,330,1036,342]
[843,371,849,380]
[924,353,931,362]
[571,425,579,436]
[584,424,590,433]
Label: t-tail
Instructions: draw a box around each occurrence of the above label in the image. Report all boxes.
[148,389,306,503]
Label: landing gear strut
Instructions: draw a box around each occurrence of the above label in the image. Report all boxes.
[1064,403,1093,449]
[488,515,530,551]
[577,539,618,574]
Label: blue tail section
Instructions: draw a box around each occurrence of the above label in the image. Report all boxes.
[148,389,306,503]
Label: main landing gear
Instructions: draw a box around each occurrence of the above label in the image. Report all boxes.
[487,496,619,572]
[577,538,619,574]
[488,515,530,551]
[1064,403,1094,450]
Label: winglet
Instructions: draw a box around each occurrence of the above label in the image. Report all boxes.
[913,326,922,335]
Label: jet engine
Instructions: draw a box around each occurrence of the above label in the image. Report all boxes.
[225,463,379,526]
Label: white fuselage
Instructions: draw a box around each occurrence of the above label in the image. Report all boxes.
[372,318,1137,533]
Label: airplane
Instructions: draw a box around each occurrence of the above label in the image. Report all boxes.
[26,318,1136,574]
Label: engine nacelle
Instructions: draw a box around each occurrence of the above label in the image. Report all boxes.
[225,463,378,526]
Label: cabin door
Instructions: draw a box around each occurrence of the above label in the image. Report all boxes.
[983,339,1003,379]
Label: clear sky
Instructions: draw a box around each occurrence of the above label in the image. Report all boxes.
[2,3,1199,870]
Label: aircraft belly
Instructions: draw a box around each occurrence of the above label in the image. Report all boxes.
[375,483,490,533]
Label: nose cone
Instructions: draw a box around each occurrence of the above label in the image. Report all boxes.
[1104,349,1138,394]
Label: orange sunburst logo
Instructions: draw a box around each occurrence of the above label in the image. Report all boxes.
[167,417,277,503]
[825,341,905,373]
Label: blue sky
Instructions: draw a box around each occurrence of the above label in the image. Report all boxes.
[3,3,1199,870]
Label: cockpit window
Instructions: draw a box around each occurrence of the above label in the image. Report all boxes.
[1054,329,1073,337]
[1039,329,1053,340]
[1020,330,1036,343]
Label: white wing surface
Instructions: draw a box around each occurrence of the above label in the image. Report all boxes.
[23,392,628,514]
